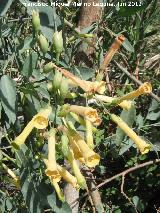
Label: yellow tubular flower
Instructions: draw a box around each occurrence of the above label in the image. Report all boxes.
[86,119,94,149]
[110,114,151,154]
[61,126,84,163]
[114,82,152,104]
[95,94,132,111]
[50,178,65,202]
[67,134,85,163]
[67,129,100,167]
[69,105,101,126]
[12,106,52,149]
[2,163,20,189]
[12,119,35,149]
[67,148,87,189]
[57,164,79,189]
[51,64,106,94]
[45,129,61,182]
[101,35,125,70]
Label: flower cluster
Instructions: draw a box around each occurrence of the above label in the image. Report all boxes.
[10,11,153,201]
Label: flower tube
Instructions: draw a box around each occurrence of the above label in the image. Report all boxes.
[67,148,87,189]
[45,129,61,182]
[51,63,106,94]
[50,178,65,202]
[12,106,52,149]
[68,135,85,163]
[86,119,94,149]
[69,105,101,126]
[101,35,125,70]
[12,119,35,150]
[110,114,151,154]
[95,94,132,110]
[113,82,152,104]
[61,128,85,163]
[57,164,78,189]
[67,129,100,167]
[44,159,78,189]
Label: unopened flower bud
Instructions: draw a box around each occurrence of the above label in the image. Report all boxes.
[58,104,70,117]
[32,10,40,32]
[53,71,62,90]
[52,31,63,54]
[43,62,54,73]
[59,77,69,99]
[47,82,53,92]
[61,134,69,158]
[38,34,49,54]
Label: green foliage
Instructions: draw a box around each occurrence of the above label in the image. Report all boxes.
[0,0,160,212]
[0,75,17,123]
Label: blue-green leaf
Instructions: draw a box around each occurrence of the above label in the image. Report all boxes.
[0,0,14,16]
[22,52,38,77]
[0,75,17,123]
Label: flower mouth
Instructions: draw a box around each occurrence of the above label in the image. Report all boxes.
[45,169,61,182]
[86,110,101,126]
[141,82,152,94]
[33,116,48,129]
[86,153,100,167]
[140,144,151,155]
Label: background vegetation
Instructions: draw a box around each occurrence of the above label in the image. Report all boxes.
[0,0,160,212]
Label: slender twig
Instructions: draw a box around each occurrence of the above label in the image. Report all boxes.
[121,175,139,213]
[114,61,160,102]
[70,159,160,207]
[64,18,80,34]
[97,159,160,188]
[7,17,31,23]
[1,151,15,163]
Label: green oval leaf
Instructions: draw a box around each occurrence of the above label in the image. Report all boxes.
[0,75,17,124]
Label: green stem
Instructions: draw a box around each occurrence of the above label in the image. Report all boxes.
[56,52,60,65]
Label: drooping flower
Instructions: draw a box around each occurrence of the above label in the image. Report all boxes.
[110,114,151,154]
[50,178,65,202]
[12,106,52,149]
[57,164,78,189]
[67,128,100,167]
[68,134,85,163]
[67,148,87,189]
[45,129,61,182]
